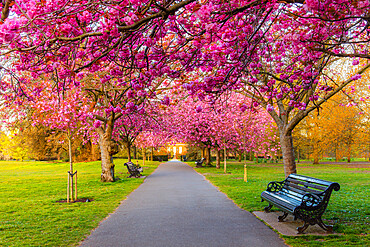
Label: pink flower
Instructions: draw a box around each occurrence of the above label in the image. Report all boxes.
[266,104,274,112]
[93,121,101,128]
[351,74,362,81]
[352,60,359,66]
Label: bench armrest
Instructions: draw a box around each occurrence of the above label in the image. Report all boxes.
[301,193,323,208]
[266,181,285,192]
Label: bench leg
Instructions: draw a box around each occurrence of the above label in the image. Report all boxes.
[264,204,273,213]
[278,212,289,222]
[317,218,334,233]
[297,222,310,234]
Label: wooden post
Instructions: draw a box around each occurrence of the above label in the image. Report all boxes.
[70,173,73,202]
[67,172,70,203]
[143,148,146,166]
[74,171,77,201]
[68,132,74,202]
[224,146,227,173]
[244,164,247,182]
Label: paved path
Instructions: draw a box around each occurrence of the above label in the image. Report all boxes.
[80,161,287,247]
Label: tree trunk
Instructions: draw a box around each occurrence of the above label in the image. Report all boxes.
[205,147,211,166]
[99,136,118,182]
[238,151,242,162]
[126,142,132,162]
[347,144,351,163]
[313,156,319,164]
[68,134,73,173]
[151,147,154,161]
[95,114,119,182]
[223,146,227,173]
[133,145,137,159]
[280,131,297,177]
[297,149,300,163]
[216,149,220,169]
[142,148,146,166]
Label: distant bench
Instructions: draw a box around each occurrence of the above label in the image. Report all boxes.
[124,162,143,178]
[261,173,340,234]
[195,157,205,168]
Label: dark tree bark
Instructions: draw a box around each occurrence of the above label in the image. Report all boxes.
[205,147,211,166]
[216,149,221,169]
[126,142,132,162]
[133,145,137,159]
[280,130,297,174]
[347,144,351,163]
[313,156,319,164]
[96,115,119,182]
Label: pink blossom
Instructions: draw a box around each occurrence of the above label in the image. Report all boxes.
[266,104,274,112]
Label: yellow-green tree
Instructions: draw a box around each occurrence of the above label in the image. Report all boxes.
[294,92,364,163]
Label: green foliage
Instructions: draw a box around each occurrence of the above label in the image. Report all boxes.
[189,161,369,247]
[0,159,160,246]
[0,131,29,161]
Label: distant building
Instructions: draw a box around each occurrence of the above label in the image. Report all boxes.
[167,143,188,159]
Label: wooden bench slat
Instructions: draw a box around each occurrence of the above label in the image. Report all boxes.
[280,188,306,200]
[261,192,296,212]
[263,191,301,207]
[288,173,333,187]
[287,178,327,191]
[286,182,323,194]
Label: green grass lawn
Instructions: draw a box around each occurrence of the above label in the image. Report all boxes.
[187,161,369,247]
[0,159,160,246]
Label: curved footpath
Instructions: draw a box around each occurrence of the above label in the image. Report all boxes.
[80,161,287,247]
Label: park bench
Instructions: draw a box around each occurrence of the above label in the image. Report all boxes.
[261,173,340,234]
[195,157,205,168]
[124,162,143,178]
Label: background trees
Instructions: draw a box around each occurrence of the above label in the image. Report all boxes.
[166,91,275,167]
[293,92,367,163]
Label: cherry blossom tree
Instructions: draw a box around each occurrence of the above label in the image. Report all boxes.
[0,0,369,178]
[22,83,89,202]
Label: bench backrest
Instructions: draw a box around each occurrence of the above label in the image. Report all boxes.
[124,162,138,172]
[281,174,340,206]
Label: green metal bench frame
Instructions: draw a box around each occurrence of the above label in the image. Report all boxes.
[261,173,340,234]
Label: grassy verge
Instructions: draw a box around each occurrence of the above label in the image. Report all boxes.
[187,161,369,247]
[0,159,160,246]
